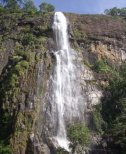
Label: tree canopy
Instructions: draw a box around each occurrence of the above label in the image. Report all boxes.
[22,0,37,14]
[104,7,126,16]
[0,0,55,14]
[39,2,55,13]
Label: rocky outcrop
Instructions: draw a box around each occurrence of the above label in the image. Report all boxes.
[67,14,126,66]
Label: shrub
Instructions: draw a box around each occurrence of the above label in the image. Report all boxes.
[73,28,86,40]
[19,60,29,69]
[56,147,69,154]
[9,74,18,88]
[100,63,126,152]
[92,60,112,73]
[22,33,37,46]
[10,55,22,63]
[16,51,30,62]
[0,141,11,154]
[68,123,90,146]
[92,104,106,133]
[14,60,29,75]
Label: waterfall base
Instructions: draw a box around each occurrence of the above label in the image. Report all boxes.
[50,137,70,152]
[56,137,70,152]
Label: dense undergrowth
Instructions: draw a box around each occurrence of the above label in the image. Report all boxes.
[92,60,126,153]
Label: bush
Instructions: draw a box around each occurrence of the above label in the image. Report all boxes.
[100,63,126,152]
[92,104,106,133]
[0,141,11,154]
[68,123,90,146]
[16,51,30,62]
[10,55,22,63]
[9,74,18,88]
[14,60,29,75]
[22,33,37,46]
[19,60,29,69]
[92,60,112,73]
[56,147,69,154]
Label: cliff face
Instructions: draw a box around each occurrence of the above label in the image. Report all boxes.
[0,13,53,154]
[67,14,126,64]
[0,13,126,154]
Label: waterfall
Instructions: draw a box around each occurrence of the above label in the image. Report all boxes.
[52,12,71,151]
[46,12,84,151]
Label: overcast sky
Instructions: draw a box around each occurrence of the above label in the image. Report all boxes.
[34,0,126,14]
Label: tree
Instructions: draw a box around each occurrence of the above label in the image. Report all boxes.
[104,7,126,17]
[104,7,119,16]
[1,0,22,11]
[0,4,4,13]
[22,0,37,14]
[39,2,55,13]
[119,7,126,16]
[104,9,110,15]
[4,0,19,10]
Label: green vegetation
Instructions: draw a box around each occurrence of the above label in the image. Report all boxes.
[39,2,55,13]
[91,59,126,153]
[56,147,69,154]
[73,28,86,40]
[92,104,106,133]
[92,63,126,153]
[0,4,52,152]
[14,60,29,75]
[0,111,13,154]
[0,44,30,153]
[102,64,126,151]
[1,0,22,12]
[22,0,37,14]
[0,141,12,154]
[68,124,90,147]
[105,7,126,17]
[22,33,37,46]
[92,60,112,73]
[0,0,55,14]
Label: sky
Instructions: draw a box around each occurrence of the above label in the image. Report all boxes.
[34,0,126,14]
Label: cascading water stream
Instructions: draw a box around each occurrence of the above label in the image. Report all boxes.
[48,12,84,151]
[52,12,71,151]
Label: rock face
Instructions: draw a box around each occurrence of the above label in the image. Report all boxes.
[67,14,126,65]
[0,13,126,154]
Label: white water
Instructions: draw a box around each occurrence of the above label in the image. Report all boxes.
[51,12,84,151]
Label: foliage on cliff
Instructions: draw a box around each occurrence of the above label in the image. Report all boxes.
[67,123,90,153]
[0,8,53,153]
[101,64,126,152]
[92,62,126,153]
